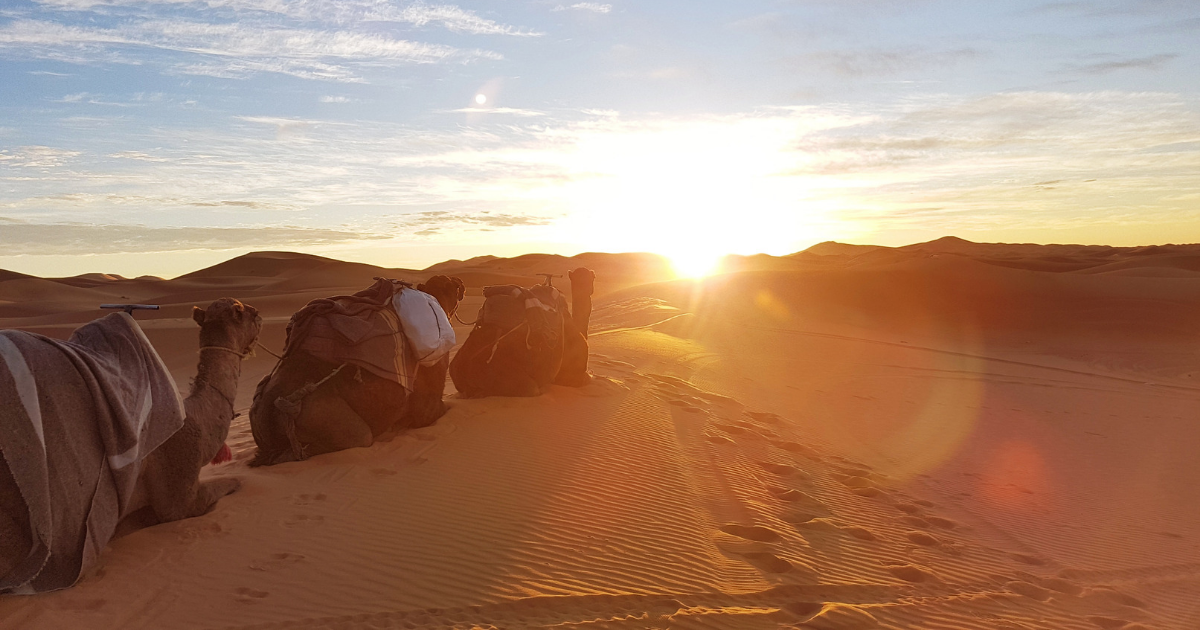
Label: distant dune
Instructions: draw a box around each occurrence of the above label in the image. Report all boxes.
[2,238,1199,629]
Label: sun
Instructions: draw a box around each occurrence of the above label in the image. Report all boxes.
[668,248,722,278]
[474,93,487,105]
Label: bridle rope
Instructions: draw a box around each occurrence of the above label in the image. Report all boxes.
[198,345,252,359]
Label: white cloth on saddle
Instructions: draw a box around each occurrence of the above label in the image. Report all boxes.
[392,287,456,367]
[0,313,184,593]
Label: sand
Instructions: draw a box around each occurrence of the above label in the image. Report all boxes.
[1,239,1198,629]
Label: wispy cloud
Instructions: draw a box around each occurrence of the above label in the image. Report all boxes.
[29,0,543,36]
[553,3,612,14]
[0,220,382,255]
[804,47,985,77]
[1069,53,1178,74]
[0,18,503,82]
[0,146,81,168]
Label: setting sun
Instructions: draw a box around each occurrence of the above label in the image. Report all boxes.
[667,248,722,278]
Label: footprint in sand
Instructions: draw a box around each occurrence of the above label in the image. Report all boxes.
[249,553,306,572]
[899,516,931,529]
[720,524,783,543]
[913,499,935,508]
[843,526,878,541]
[925,516,958,529]
[772,441,822,460]
[850,487,883,498]
[741,552,793,574]
[906,531,939,546]
[886,564,936,583]
[284,514,325,527]
[894,503,922,515]
[745,411,784,424]
[290,493,327,506]
[838,476,875,489]
[234,587,269,603]
[177,520,227,542]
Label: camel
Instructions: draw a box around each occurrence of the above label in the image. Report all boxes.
[248,275,465,466]
[134,298,261,522]
[450,267,594,397]
[0,298,261,591]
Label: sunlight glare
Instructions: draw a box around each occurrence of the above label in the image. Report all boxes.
[548,115,848,262]
[668,248,721,278]
[475,94,487,105]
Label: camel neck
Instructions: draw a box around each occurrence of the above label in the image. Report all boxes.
[191,349,242,409]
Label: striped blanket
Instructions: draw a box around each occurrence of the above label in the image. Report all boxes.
[0,313,184,593]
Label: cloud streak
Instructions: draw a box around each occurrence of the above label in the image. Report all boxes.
[29,0,542,36]
[0,19,500,81]
[0,220,384,255]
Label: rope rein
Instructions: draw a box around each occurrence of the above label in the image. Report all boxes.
[198,345,252,359]
[255,340,284,360]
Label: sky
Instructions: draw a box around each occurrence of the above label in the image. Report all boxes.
[1,0,1198,277]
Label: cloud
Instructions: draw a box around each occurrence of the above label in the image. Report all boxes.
[1070,53,1179,74]
[553,3,612,13]
[28,0,542,36]
[803,47,984,77]
[396,211,555,234]
[0,18,503,82]
[0,146,81,168]
[319,95,351,103]
[109,150,169,161]
[0,221,384,255]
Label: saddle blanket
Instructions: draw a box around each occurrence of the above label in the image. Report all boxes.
[0,313,184,593]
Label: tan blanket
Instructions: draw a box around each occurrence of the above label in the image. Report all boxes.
[0,313,184,593]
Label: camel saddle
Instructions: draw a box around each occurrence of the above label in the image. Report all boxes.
[281,278,453,392]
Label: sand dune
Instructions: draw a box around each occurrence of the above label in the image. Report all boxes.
[1,238,1198,629]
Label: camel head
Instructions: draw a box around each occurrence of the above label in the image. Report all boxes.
[418,275,466,318]
[192,297,263,356]
[568,267,596,297]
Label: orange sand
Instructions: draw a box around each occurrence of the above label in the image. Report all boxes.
[1,239,1198,629]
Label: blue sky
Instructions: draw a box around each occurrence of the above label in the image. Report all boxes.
[1,0,1198,276]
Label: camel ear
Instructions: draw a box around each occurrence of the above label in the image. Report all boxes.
[416,283,427,293]
[192,306,205,326]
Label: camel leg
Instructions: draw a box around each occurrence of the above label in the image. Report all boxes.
[294,392,375,457]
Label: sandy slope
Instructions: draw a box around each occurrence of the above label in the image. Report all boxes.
[1,239,1198,629]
